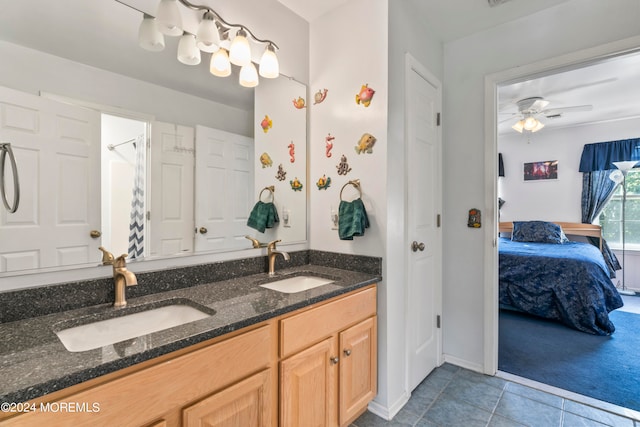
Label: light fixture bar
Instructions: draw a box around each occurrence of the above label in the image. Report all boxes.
[176,0,279,50]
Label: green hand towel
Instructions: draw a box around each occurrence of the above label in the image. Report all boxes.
[247,201,279,233]
[338,198,369,240]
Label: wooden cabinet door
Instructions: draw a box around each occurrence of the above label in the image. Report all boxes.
[339,316,377,426]
[280,337,338,427]
[182,369,271,427]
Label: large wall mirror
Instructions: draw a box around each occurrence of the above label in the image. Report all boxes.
[0,0,307,278]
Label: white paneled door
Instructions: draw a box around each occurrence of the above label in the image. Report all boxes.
[0,86,100,272]
[149,121,195,257]
[194,125,253,253]
[406,55,443,391]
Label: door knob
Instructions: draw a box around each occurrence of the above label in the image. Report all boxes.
[90,230,102,238]
[343,349,352,357]
[199,227,208,234]
[411,241,425,252]
[330,356,339,365]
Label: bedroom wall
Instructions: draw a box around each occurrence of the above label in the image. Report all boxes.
[498,117,640,222]
[442,0,640,370]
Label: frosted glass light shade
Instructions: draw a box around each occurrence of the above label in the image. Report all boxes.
[512,117,544,133]
[177,33,201,65]
[239,63,259,87]
[259,44,279,78]
[156,0,183,36]
[229,29,251,66]
[612,160,639,173]
[210,49,231,77]
[196,11,220,53]
[138,16,165,52]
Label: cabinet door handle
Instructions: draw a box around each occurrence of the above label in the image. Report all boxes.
[343,349,352,357]
[330,356,339,365]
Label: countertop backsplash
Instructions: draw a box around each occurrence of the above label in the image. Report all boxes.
[0,250,382,324]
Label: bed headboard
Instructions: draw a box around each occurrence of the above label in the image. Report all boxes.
[499,221,603,251]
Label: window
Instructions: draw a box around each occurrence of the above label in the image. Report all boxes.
[598,170,640,249]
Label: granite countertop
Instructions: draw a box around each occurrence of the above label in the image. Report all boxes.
[0,264,380,405]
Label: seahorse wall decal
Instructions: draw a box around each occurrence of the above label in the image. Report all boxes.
[325,134,335,158]
[288,141,295,163]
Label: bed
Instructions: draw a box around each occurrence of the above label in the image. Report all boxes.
[499,221,623,335]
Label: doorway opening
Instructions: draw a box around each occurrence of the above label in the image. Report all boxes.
[486,37,640,414]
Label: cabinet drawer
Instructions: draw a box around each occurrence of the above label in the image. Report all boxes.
[5,325,272,427]
[280,286,376,358]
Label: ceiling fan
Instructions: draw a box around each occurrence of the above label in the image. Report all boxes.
[501,96,593,133]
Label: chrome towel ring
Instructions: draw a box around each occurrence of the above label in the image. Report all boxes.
[0,143,19,213]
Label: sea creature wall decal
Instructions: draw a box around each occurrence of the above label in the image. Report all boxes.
[288,142,295,163]
[290,177,303,191]
[292,97,306,109]
[316,175,331,190]
[259,152,273,168]
[325,134,334,158]
[260,115,272,133]
[313,89,328,104]
[355,133,376,154]
[275,164,287,181]
[355,84,375,107]
[336,155,352,176]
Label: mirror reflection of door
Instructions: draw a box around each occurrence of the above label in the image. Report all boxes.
[0,86,100,273]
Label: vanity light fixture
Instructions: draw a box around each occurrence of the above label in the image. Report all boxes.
[136,0,280,88]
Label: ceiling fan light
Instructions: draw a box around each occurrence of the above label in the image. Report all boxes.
[210,48,231,77]
[239,63,259,87]
[259,44,279,78]
[229,28,252,66]
[523,116,538,131]
[196,11,220,53]
[530,120,544,132]
[177,33,201,65]
[156,0,183,36]
[138,15,165,52]
[512,120,524,133]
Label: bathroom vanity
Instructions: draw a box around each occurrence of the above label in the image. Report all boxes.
[0,256,380,427]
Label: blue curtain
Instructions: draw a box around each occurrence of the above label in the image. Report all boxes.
[579,138,640,172]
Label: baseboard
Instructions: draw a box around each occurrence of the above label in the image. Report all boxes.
[443,354,484,374]
[368,391,411,421]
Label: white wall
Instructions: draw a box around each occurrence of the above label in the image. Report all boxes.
[499,117,640,222]
[309,0,393,415]
[309,2,388,256]
[443,0,640,369]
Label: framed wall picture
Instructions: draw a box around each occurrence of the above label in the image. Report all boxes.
[523,160,558,181]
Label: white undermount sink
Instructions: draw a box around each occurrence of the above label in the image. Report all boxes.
[55,304,212,352]
[259,275,334,294]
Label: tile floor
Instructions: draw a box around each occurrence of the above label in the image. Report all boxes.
[351,363,640,427]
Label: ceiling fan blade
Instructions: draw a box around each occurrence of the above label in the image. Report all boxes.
[542,105,593,116]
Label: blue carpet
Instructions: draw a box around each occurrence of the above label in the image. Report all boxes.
[499,309,640,411]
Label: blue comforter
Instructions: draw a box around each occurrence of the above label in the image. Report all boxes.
[499,237,623,335]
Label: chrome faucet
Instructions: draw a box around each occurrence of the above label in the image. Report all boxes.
[99,247,137,307]
[267,239,290,276]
